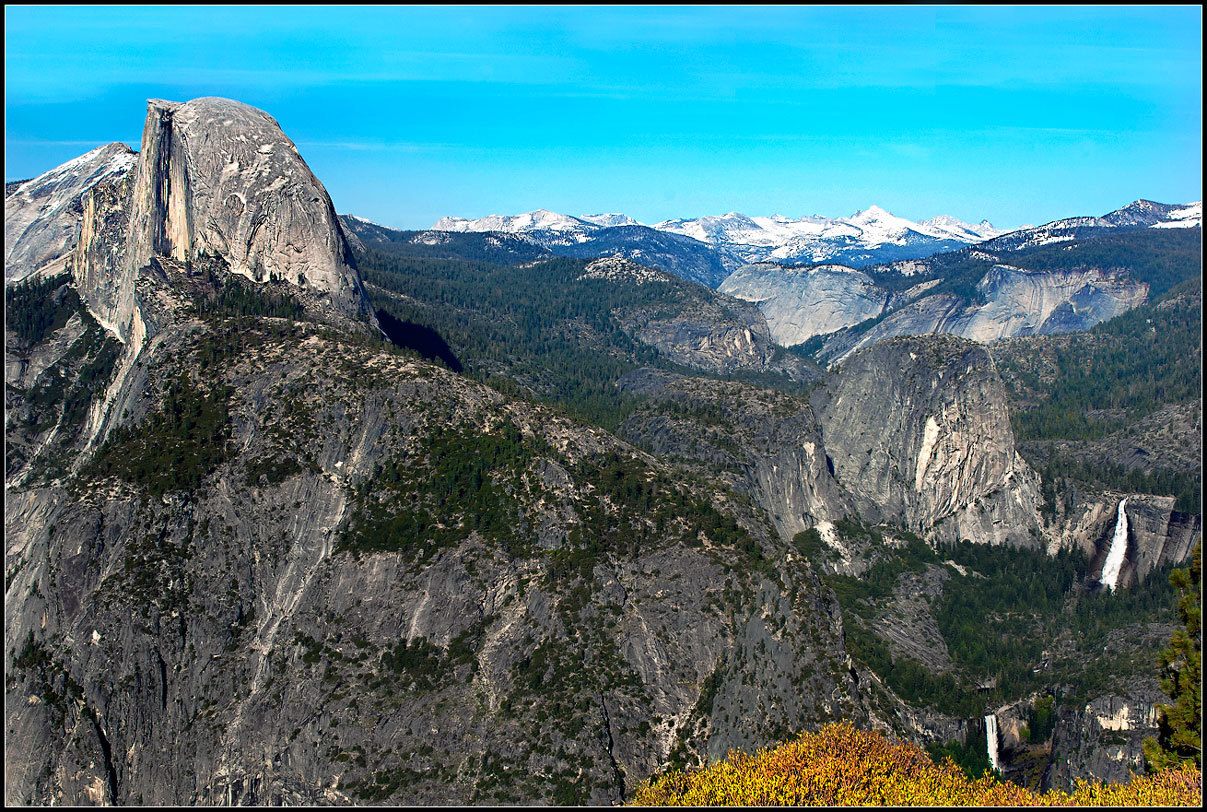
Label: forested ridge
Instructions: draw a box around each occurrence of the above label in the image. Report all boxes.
[353,247,805,431]
[994,275,1202,512]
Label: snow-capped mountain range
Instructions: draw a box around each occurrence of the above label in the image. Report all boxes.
[655,206,1003,259]
[433,205,1005,268]
[979,199,1202,251]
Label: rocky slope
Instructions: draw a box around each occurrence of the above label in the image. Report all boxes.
[582,257,812,379]
[7,95,1198,806]
[718,203,1198,364]
[717,263,888,346]
[122,97,374,329]
[722,261,1150,362]
[5,143,138,284]
[5,266,876,805]
[6,97,870,806]
[614,334,1050,553]
[615,368,853,544]
[810,266,1148,365]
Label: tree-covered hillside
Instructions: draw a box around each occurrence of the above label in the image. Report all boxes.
[354,249,809,432]
[861,226,1201,305]
[993,276,1202,513]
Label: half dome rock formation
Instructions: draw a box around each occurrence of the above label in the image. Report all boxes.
[5,143,137,284]
[123,97,374,324]
[32,97,377,341]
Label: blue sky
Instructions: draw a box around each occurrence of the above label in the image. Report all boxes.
[5,5,1202,230]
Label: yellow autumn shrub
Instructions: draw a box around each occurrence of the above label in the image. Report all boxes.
[630,721,1202,806]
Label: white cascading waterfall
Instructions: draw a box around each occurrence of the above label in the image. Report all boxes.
[1100,498,1129,593]
[985,713,1001,772]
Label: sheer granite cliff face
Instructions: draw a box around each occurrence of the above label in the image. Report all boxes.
[718,260,1150,364]
[34,98,375,344]
[616,368,853,543]
[121,98,374,329]
[718,263,888,347]
[5,144,138,285]
[1054,492,1201,590]
[7,97,379,483]
[812,336,1045,547]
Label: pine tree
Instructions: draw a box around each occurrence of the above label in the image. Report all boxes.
[1143,541,1202,771]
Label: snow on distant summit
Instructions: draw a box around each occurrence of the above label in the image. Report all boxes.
[980,199,1202,251]
[1150,201,1201,229]
[579,213,642,228]
[431,205,1004,269]
[654,206,1003,266]
[433,209,597,236]
[6,143,138,283]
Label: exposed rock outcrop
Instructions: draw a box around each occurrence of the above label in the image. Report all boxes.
[4,308,868,805]
[591,258,815,380]
[120,97,374,330]
[1045,688,1167,790]
[5,143,137,284]
[774,268,1149,365]
[1056,491,1202,588]
[9,98,377,342]
[718,263,887,346]
[812,335,1045,546]
[617,368,852,542]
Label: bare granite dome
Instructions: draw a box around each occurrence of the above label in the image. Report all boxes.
[125,97,373,321]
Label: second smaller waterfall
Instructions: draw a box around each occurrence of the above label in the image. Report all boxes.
[1100,498,1129,593]
[985,713,1001,772]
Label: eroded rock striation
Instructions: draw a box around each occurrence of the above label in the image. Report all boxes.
[5,143,137,285]
[812,335,1045,546]
[1055,491,1201,589]
[4,298,870,804]
[589,257,816,380]
[718,263,887,346]
[121,97,374,329]
[721,261,1149,366]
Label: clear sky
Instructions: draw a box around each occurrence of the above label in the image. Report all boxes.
[4,5,1202,231]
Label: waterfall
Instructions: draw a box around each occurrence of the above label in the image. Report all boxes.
[985,714,1001,772]
[1100,498,1129,593]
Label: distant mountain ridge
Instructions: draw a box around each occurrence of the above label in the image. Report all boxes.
[430,205,1005,271]
[347,213,732,287]
[979,199,1201,251]
[716,199,1201,362]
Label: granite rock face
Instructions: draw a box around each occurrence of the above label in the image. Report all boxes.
[812,335,1045,546]
[726,264,1150,365]
[616,368,853,543]
[961,266,1147,343]
[4,299,869,805]
[1055,491,1202,589]
[718,263,887,346]
[587,257,817,380]
[1044,688,1168,790]
[8,97,376,343]
[5,143,137,284]
[122,98,373,327]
